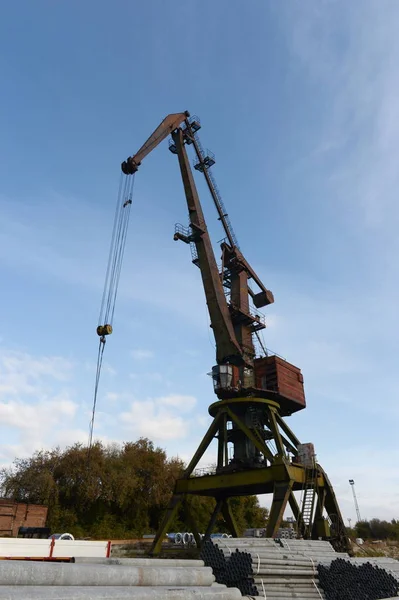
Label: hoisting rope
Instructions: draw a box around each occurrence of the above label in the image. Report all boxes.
[87,172,135,456]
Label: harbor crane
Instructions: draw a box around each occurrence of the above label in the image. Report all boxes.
[101,111,349,553]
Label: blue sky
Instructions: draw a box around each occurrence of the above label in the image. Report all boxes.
[0,1,398,525]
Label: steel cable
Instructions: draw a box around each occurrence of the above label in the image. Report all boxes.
[87,337,106,455]
[98,172,124,327]
[103,175,134,325]
[88,174,135,458]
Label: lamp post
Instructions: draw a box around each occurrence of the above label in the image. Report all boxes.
[349,479,361,523]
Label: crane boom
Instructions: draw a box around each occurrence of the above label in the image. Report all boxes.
[121,112,189,174]
[120,111,276,371]
[121,112,245,365]
[172,128,243,364]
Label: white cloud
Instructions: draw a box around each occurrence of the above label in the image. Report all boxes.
[0,350,72,397]
[131,349,154,360]
[0,443,33,463]
[120,401,187,441]
[158,394,196,412]
[0,396,76,431]
[0,350,76,430]
[0,348,81,464]
[119,393,198,442]
[54,428,92,448]
[0,350,77,436]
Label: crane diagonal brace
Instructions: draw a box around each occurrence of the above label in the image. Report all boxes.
[221,243,274,309]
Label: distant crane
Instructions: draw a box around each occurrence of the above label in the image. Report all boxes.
[349,479,362,523]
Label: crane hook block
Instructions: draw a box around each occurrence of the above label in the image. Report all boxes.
[121,158,140,175]
[97,324,113,337]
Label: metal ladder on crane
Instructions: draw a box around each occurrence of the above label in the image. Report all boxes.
[299,462,318,538]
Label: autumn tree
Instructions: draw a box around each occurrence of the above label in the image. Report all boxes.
[354,519,399,541]
[0,439,268,539]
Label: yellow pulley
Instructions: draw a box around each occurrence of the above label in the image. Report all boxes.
[97,324,113,337]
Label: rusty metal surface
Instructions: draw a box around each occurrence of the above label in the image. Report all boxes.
[0,500,48,537]
[254,355,306,414]
[122,112,189,174]
[172,128,243,366]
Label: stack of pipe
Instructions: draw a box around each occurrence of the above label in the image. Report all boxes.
[323,555,399,576]
[200,541,257,596]
[227,538,335,599]
[0,558,246,600]
[318,557,399,600]
[202,537,399,599]
[203,537,347,599]
[276,528,296,540]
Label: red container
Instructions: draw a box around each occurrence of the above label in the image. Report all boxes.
[0,499,48,537]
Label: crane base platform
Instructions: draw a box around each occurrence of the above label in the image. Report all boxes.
[150,397,349,555]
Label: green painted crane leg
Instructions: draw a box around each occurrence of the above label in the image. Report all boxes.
[183,412,222,476]
[150,494,184,555]
[289,490,305,537]
[266,480,294,538]
[183,499,202,548]
[221,498,240,537]
[288,491,300,521]
[268,407,286,457]
[312,487,328,539]
[319,464,350,553]
[275,413,300,448]
[204,499,224,540]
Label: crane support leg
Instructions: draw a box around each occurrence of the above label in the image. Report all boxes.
[150,494,184,555]
[266,480,294,538]
[183,412,223,476]
[268,407,286,457]
[217,413,228,470]
[312,486,328,539]
[288,490,301,522]
[182,498,202,547]
[275,413,301,448]
[203,499,224,540]
[221,498,240,538]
